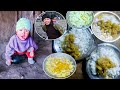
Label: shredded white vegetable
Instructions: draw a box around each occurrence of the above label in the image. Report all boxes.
[67,11,93,28]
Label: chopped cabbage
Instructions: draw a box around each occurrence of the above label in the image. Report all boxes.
[67,11,93,28]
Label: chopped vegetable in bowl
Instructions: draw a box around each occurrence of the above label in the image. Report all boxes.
[91,11,120,42]
[53,27,95,60]
[66,11,94,28]
[86,43,120,79]
[62,33,81,60]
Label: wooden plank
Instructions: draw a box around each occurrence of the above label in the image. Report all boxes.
[17,11,22,20]
[34,11,42,19]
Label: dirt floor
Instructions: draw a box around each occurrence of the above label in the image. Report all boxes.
[0,36,53,79]
[0,31,86,79]
[0,17,84,79]
[0,11,120,79]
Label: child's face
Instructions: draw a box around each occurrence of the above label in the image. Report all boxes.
[43,18,51,25]
[16,28,30,40]
[52,17,57,22]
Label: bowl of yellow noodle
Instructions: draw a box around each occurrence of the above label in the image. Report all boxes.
[43,53,76,79]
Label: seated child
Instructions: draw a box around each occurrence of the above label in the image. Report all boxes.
[5,18,38,66]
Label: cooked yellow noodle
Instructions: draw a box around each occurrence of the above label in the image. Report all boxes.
[45,57,74,78]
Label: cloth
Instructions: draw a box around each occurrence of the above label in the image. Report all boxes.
[42,24,64,35]
[45,24,61,39]
[8,47,35,64]
[14,48,35,58]
[5,35,38,60]
[16,18,31,31]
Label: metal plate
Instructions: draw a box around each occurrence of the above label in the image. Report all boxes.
[91,11,120,43]
[86,43,120,79]
[53,27,95,60]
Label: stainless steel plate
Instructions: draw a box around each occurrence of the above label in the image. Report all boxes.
[53,27,95,60]
[86,43,120,79]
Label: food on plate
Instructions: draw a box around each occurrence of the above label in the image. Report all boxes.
[89,45,120,79]
[97,20,120,38]
[54,27,94,60]
[62,34,81,59]
[67,11,93,28]
[96,57,116,77]
[45,57,74,78]
[92,12,120,41]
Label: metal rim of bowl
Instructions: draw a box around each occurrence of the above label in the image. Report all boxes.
[43,52,77,79]
[86,43,120,79]
[35,11,67,40]
[66,11,94,29]
[91,11,120,43]
[53,27,96,61]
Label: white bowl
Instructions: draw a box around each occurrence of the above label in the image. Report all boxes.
[91,11,120,43]
[43,53,77,79]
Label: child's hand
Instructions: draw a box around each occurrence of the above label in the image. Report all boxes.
[6,59,12,66]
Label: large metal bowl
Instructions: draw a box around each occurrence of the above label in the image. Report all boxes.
[86,43,120,79]
[43,53,77,79]
[91,11,120,43]
[53,27,96,61]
